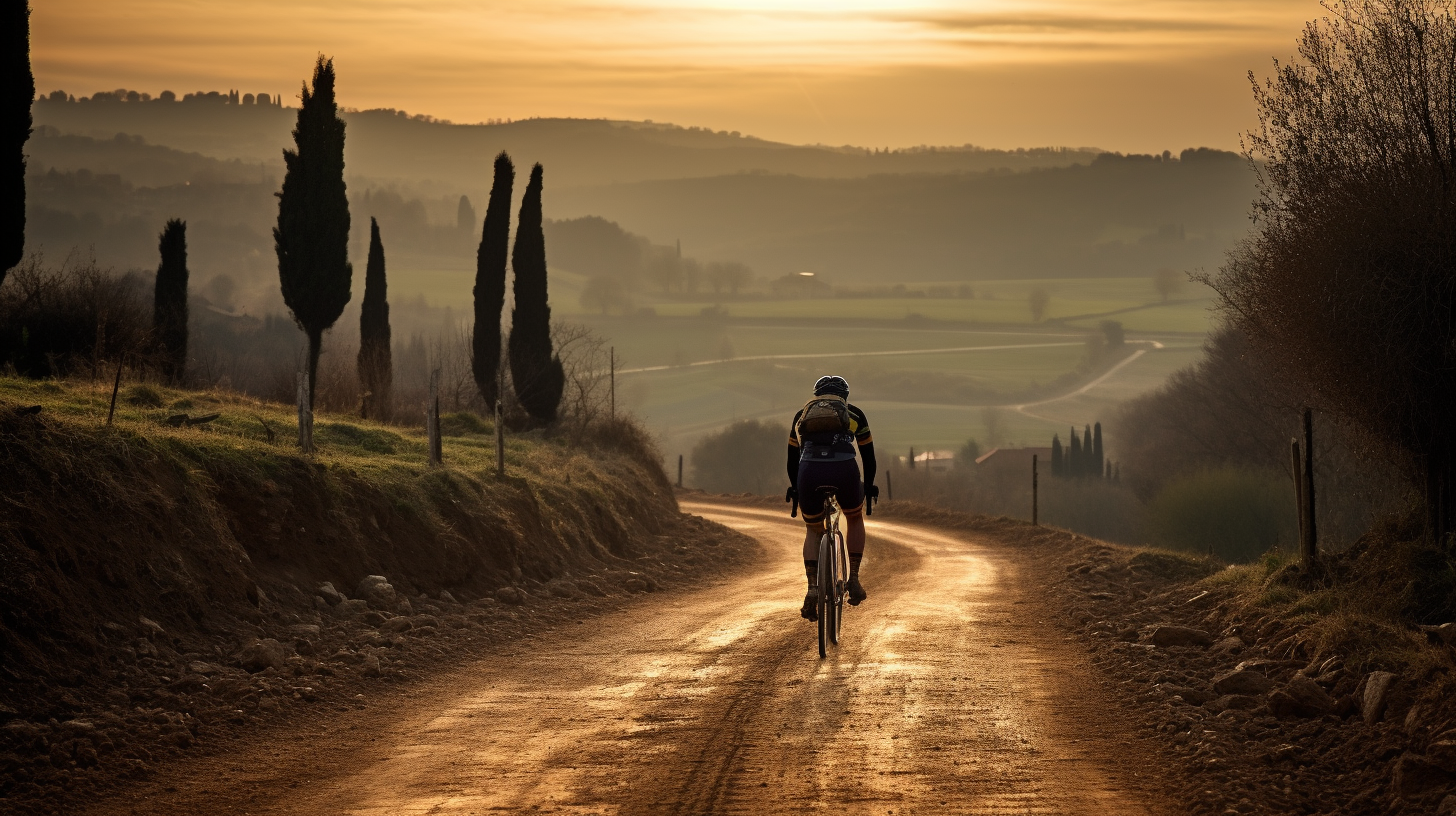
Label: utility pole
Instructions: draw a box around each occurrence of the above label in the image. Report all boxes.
[610,346,615,420]
[1032,454,1039,526]
[677,454,684,488]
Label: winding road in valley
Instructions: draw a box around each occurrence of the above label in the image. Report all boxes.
[88,501,1168,816]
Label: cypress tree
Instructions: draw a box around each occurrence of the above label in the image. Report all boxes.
[1069,428,1082,478]
[1093,421,1104,480]
[275,56,351,409]
[357,217,391,420]
[457,194,475,233]
[473,152,513,407]
[1083,425,1093,477]
[1051,434,1063,477]
[508,163,564,423]
[153,219,189,383]
[2,0,34,285]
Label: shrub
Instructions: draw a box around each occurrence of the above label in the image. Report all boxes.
[691,419,787,495]
[0,256,150,378]
[1144,466,1297,562]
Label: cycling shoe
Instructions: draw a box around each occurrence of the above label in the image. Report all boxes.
[847,577,868,606]
[800,591,818,621]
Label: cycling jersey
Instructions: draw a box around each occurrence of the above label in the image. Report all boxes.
[788,402,877,522]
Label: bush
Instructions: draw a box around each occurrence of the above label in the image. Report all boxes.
[1144,466,1297,562]
[0,256,150,378]
[691,419,787,495]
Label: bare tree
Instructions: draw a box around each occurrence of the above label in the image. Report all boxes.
[1212,0,1456,537]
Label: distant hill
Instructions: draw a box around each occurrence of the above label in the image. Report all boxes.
[553,149,1255,281]
[31,95,1101,189]
[23,95,1256,297]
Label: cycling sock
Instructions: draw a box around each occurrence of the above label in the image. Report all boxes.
[849,552,863,578]
[804,559,817,588]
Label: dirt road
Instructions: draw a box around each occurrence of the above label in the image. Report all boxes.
[89,502,1168,816]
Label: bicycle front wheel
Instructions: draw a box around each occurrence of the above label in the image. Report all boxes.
[817,532,832,658]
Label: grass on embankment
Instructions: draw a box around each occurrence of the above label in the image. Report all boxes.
[0,374,678,709]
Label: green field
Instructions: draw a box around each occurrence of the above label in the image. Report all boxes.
[379,263,1216,480]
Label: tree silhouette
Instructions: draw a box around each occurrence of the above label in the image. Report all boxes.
[456,194,475,233]
[1083,425,1093,477]
[153,219,188,383]
[1028,287,1050,322]
[275,55,351,410]
[357,217,391,420]
[508,163,564,423]
[1051,433,1063,477]
[1069,427,1083,478]
[1215,0,1456,536]
[473,152,513,407]
[2,0,34,285]
[1093,422,1104,480]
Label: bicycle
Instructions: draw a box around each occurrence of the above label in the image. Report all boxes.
[790,485,874,659]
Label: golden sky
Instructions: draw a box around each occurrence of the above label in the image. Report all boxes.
[32,1,1321,152]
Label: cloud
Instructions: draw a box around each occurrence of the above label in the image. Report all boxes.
[902,13,1265,35]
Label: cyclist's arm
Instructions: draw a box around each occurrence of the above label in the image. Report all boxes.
[850,404,876,485]
[787,410,803,485]
[860,440,877,486]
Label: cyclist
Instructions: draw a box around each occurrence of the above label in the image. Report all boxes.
[785,375,878,621]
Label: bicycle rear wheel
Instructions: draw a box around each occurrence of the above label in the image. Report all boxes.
[817,532,832,658]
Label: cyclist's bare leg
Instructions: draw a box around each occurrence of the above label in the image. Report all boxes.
[843,507,868,604]
[845,512,865,554]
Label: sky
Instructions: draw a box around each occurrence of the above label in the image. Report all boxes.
[31,1,1323,153]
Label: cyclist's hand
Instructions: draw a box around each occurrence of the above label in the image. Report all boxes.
[785,486,799,503]
[865,483,879,501]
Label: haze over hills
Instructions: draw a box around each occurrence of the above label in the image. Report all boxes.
[26,94,1256,299]
[31,94,1104,189]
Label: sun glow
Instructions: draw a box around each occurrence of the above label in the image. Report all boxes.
[31,0,1321,151]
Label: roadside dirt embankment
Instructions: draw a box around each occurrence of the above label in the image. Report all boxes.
[878,501,1456,816]
[0,397,755,815]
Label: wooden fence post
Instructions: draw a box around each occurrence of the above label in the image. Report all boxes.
[886,470,893,502]
[106,356,124,426]
[677,454,684,488]
[296,371,313,452]
[495,399,505,478]
[610,346,616,420]
[1291,437,1305,554]
[1032,454,1039,526]
[427,368,442,466]
[1303,408,1317,562]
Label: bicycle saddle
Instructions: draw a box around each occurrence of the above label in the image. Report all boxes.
[814,486,839,498]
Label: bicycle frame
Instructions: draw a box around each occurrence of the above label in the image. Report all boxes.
[817,493,851,656]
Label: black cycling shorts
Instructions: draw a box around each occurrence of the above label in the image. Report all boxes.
[797,457,864,525]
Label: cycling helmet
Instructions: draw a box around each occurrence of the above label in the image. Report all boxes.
[813,375,850,398]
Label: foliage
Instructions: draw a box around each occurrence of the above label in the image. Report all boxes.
[472,152,512,407]
[357,217,391,420]
[0,256,149,378]
[508,164,564,423]
[1,0,32,282]
[1027,287,1049,322]
[1143,466,1297,562]
[153,219,188,384]
[274,55,351,409]
[1215,0,1456,536]
[691,419,787,494]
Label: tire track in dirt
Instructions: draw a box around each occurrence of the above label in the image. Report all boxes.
[80,501,1170,816]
